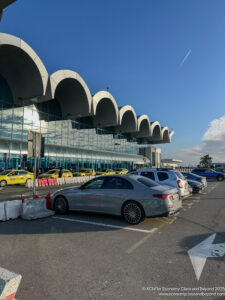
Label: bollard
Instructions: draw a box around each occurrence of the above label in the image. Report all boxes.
[45,191,51,210]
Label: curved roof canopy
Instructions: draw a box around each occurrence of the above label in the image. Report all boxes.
[48,70,92,119]
[0,33,48,105]
[93,91,119,127]
[162,126,170,143]
[118,105,138,133]
[136,115,152,138]
[148,121,163,141]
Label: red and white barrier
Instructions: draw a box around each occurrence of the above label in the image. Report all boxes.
[0,267,22,300]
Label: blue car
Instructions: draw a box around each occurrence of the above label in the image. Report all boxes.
[191,168,225,181]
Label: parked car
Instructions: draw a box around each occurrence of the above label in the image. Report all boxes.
[191,168,225,181]
[182,172,207,188]
[187,179,203,194]
[73,168,96,177]
[213,168,225,173]
[52,175,182,224]
[96,169,116,176]
[0,169,33,187]
[38,169,73,179]
[129,168,189,197]
[115,168,129,175]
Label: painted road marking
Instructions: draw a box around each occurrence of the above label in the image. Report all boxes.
[188,233,225,280]
[53,216,158,234]
[126,227,160,254]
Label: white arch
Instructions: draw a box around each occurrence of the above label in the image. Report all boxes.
[118,105,138,133]
[48,70,92,118]
[161,126,170,143]
[137,114,152,138]
[150,121,163,141]
[0,33,48,103]
[92,91,119,127]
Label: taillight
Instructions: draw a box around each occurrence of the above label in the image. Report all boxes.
[200,178,203,181]
[177,179,183,188]
[152,193,173,199]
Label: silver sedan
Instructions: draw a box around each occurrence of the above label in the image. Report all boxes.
[51,175,182,224]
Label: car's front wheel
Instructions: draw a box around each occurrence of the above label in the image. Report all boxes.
[0,180,6,187]
[122,201,144,224]
[217,175,224,181]
[54,196,68,214]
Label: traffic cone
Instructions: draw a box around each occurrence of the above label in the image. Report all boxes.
[45,191,51,209]
[19,193,24,203]
[34,192,39,199]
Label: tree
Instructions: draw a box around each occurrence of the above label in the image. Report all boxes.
[199,154,212,168]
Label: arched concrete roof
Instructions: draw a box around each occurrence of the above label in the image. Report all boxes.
[0,33,48,104]
[118,105,138,133]
[47,70,92,118]
[162,126,170,143]
[150,121,163,141]
[137,115,152,138]
[93,91,119,127]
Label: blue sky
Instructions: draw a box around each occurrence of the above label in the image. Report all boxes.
[1,0,225,164]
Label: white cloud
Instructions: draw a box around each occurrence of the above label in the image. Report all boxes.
[174,116,225,166]
[179,49,192,68]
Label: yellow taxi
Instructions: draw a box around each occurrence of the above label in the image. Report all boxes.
[38,169,73,179]
[115,168,129,175]
[0,169,34,187]
[96,169,116,176]
[73,168,96,177]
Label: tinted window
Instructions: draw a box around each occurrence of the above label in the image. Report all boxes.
[157,172,169,181]
[18,171,27,175]
[47,170,57,174]
[141,171,155,181]
[138,177,159,188]
[103,177,133,189]
[0,170,11,175]
[83,178,104,189]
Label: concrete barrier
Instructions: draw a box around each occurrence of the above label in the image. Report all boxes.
[0,267,22,300]
[0,202,6,221]
[22,198,55,220]
[5,200,22,221]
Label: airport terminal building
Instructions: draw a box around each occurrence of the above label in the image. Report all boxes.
[0,32,174,171]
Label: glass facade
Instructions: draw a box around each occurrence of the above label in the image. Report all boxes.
[0,99,146,171]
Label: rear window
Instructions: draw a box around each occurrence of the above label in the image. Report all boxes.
[157,172,169,181]
[141,171,155,181]
[174,171,185,180]
[138,177,159,188]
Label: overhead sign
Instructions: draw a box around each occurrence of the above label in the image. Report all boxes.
[188,233,225,280]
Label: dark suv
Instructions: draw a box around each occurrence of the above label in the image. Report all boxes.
[191,168,225,181]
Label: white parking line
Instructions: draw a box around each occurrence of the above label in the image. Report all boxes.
[53,216,158,234]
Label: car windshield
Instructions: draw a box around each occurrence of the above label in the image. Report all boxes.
[101,169,107,172]
[137,177,159,188]
[47,170,57,174]
[0,170,11,175]
[116,169,123,171]
[80,169,87,172]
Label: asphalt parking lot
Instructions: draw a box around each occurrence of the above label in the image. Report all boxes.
[0,181,225,300]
